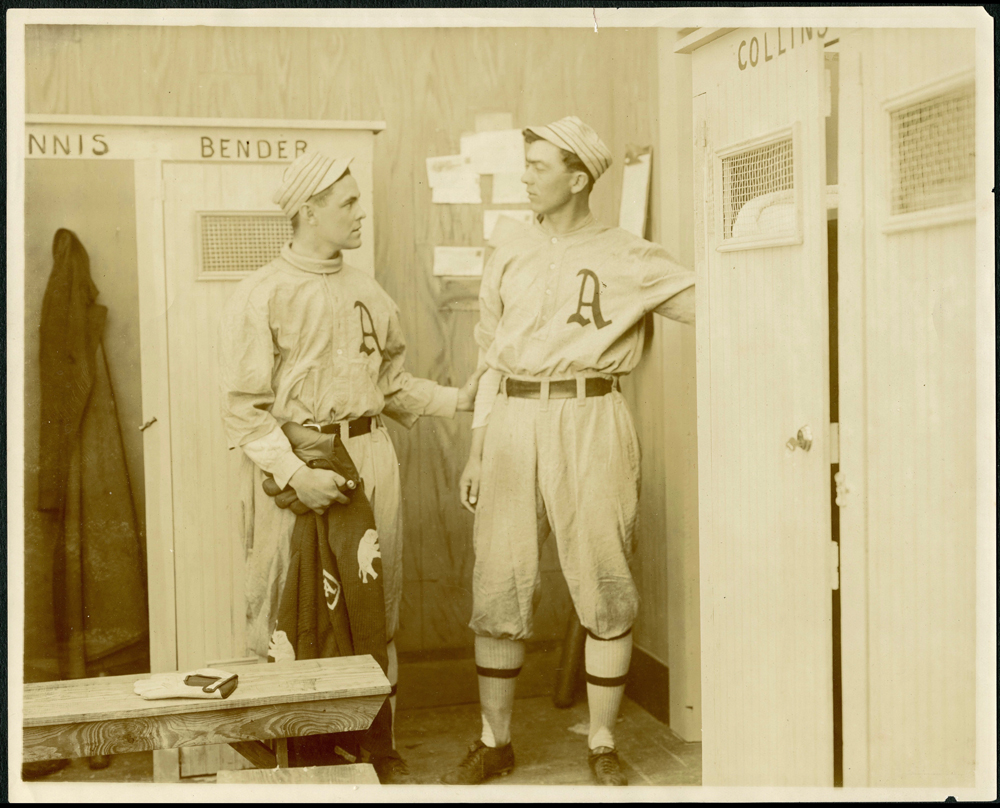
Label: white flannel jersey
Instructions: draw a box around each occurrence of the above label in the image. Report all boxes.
[472,213,696,427]
[219,244,458,488]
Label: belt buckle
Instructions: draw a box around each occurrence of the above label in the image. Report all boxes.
[302,420,323,433]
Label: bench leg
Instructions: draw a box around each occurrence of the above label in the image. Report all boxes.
[229,738,290,769]
[229,741,277,769]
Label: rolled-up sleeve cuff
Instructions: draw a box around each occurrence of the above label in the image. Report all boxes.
[426,385,459,419]
[272,452,307,491]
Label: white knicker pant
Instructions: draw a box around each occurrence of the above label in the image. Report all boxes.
[469,388,642,642]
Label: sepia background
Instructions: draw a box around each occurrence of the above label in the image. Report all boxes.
[13,11,994,797]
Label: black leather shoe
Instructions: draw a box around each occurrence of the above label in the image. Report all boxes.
[372,750,415,784]
[441,740,515,784]
[588,748,628,785]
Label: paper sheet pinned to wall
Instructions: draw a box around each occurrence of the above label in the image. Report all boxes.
[433,246,485,277]
[491,172,530,204]
[483,209,534,240]
[618,148,652,237]
[426,154,473,186]
[461,129,525,175]
[432,178,482,204]
[427,154,482,203]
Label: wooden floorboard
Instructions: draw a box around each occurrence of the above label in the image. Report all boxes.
[395,695,702,787]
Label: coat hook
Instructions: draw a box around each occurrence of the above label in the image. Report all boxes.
[139,417,158,432]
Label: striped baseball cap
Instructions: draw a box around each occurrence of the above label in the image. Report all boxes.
[273,151,354,218]
[523,116,613,182]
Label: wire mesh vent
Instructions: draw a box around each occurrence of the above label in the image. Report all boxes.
[199,212,292,276]
[721,136,796,241]
[890,85,975,215]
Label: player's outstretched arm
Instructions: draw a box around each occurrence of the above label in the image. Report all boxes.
[456,364,488,412]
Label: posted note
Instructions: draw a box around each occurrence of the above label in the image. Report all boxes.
[460,129,526,175]
[433,246,486,277]
[427,154,481,203]
[483,209,535,240]
[619,151,652,237]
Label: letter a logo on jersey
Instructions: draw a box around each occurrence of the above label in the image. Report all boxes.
[355,301,383,357]
[322,569,341,612]
[567,269,612,329]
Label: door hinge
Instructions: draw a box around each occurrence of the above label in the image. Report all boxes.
[696,119,708,148]
[829,541,840,590]
[829,422,840,464]
[834,470,849,507]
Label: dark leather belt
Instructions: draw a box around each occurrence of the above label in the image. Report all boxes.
[504,377,615,399]
[303,416,373,438]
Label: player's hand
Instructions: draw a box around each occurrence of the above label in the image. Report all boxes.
[456,364,489,412]
[459,456,482,513]
[289,466,350,514]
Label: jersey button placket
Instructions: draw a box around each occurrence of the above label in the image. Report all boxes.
[326,276,346,365]
[545,242,568,319]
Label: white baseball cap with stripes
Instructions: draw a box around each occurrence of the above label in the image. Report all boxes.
[523,115,613,182]
[273,151,354,218]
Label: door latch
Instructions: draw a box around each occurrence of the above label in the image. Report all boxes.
[785,425,813,453]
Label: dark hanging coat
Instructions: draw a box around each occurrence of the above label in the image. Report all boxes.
[263,422,393,762]
[37,229,149,680]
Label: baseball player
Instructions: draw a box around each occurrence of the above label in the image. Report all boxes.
[441,117,695,787]
[218,151,484,783]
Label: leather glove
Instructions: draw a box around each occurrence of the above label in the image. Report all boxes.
[262,475,312,515]
[133,668,239,700]
[262,459,356,515]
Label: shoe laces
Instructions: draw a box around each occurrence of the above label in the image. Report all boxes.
[389,757,410,774]
[459,741,490,769]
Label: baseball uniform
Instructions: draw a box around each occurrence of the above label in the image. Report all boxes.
[219,243,458,658]
[469,213,695,641]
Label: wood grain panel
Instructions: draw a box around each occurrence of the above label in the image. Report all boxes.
[26,659,388,726]
[853,29,976,787]
[23,694,385,762]
[228,740,279,769]
[694,29,833,786]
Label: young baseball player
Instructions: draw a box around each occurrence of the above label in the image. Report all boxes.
[218,151,484,783]
[441,117,695,786]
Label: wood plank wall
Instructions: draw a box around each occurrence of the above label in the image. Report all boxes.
[849,28,977,787]
[24,24,683,658]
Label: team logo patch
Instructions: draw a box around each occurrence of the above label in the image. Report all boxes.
[567,269,612,330]
[358,529,381,584]
[322,568,341,611]
[355,301,384,357]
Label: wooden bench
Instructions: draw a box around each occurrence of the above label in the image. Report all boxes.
[23,656,390,772]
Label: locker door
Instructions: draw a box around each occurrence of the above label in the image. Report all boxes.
[162,160,287,777]
[692,29,833,785]
[155,129,377,780]
[838,28,977,787]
